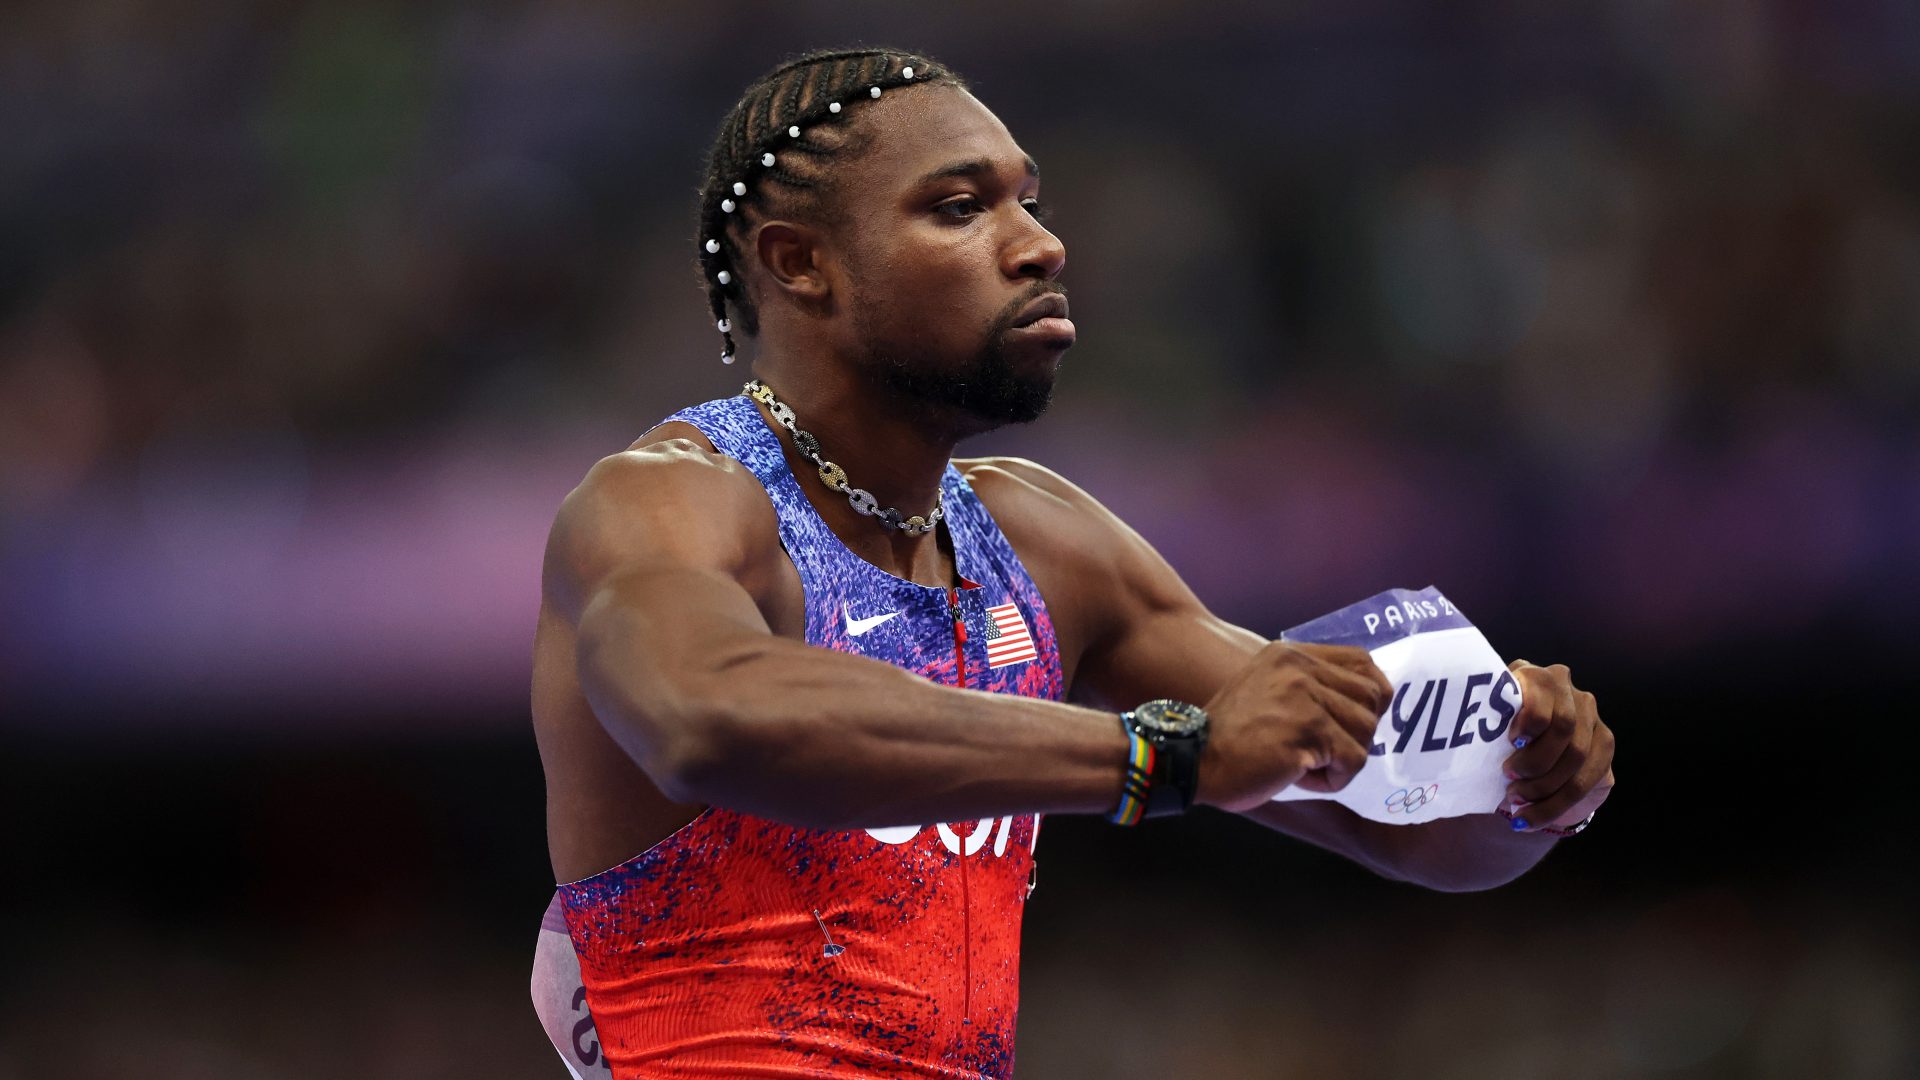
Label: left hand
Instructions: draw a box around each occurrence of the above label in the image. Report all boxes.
[1501,660,1615,833]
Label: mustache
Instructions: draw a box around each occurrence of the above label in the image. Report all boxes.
[989,281,1069,334]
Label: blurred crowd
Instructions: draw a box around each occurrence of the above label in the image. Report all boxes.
[4,4,1919,1078]
[5,2,1919,712]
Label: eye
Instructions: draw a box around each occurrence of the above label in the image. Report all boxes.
[935,195,985,219]
[1022,198,1053,223]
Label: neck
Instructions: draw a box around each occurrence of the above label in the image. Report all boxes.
[745,353,965,579]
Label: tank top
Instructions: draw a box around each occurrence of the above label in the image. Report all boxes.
[557,392,1066,1079]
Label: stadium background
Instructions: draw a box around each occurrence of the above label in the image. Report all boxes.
[2,3,1915,1077]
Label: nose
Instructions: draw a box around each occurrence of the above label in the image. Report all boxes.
[1003,212,1066,281]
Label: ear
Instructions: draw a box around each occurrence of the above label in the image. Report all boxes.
[754,221,835,306]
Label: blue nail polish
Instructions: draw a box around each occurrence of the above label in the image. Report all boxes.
[1511,817,1529,831]
[1513,736,1529,749]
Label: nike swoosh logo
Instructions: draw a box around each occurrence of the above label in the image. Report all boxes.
[845,608,901,637]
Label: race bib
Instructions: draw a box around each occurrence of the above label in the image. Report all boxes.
[531,894,612,1079]
[1270,586,1520,824]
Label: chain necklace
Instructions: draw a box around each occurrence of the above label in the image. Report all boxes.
[742,379,944,535]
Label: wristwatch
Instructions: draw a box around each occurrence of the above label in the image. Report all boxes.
[1108,699,1210,826]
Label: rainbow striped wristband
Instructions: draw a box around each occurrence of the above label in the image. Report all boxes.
[1107,724,1156,826]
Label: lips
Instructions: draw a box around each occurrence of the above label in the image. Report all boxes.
[1011,293,1070,328]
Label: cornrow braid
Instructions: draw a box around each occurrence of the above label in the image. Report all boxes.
[695,47,968,364]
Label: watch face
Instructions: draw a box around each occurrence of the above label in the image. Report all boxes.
[1133,699,1208,736]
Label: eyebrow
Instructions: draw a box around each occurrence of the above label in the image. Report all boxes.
[915,154,1040,187]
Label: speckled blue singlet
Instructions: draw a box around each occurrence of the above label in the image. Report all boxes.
[558,392,1065,1079]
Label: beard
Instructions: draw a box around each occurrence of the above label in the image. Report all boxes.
[851,285,1065,429]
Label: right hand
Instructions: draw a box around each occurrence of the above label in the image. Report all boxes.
[1195,641,1392,813]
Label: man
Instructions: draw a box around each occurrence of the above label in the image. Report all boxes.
[530,46,1615,1079]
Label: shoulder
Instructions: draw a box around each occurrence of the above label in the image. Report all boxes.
[957,454,1198,616]
[955,455,1099,515]
[954,455,1201,688]
[953,455,1147,594]
[956,456,1138,557]
[544,421,778,621]
[570,421,768,527]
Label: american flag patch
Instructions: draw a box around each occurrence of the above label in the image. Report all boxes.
[985,602,1038,669]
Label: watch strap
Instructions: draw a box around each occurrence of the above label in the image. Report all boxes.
[1109,705,1207,824]
[1141,722,1203,818]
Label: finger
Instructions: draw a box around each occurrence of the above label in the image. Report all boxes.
[1507,714,1589,807]
[1299,644,1394,711]
[1292,769,1345,794]
[1308,680,1385,751]
[1510,748,1612,830]
[1309,656,1393,717]
[1505,663,1575,756]
[1512,681,1596,784]
[1511,723,1614,830]
[1288,684,1375,790]
[1505,660,1550,748]
[1293,720,1372,793]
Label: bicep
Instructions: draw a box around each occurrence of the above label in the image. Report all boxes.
[543,445,786,764]
[1068,506,1265,709]
[1076,605,1264,710]
[575,558,775,696]
[542,441,766,626]
[969,455,1270,709]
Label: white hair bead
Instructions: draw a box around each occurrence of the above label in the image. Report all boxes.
[828,102,841,113]
[705,239,720,253]
[732,181,746,196]
[717,318,731,333]
[761,152,775,167]
[869,86,881,98]
[721,351,737,365]
[788,125,801,137]
[721,198,735,213]
[902,66,914,79]
[716,270,731,285]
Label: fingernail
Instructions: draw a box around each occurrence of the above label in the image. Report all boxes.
[1513,736,1529,749]
[1511,816,1530,831]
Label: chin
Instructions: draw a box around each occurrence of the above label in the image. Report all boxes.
[978,397,1049,427]
[868,341,1062,430]
[958,359,1059,428]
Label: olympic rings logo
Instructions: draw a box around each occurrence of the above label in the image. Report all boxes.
[1384,784,1441,814]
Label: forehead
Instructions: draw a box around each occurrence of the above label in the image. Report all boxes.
[845,85,1032,191]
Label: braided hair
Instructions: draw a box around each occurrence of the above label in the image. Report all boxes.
[695,47,967,363]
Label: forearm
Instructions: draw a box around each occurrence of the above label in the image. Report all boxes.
[1362,813,1560,891]
[578,611,1129,830]
[1241,801,1558,892]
